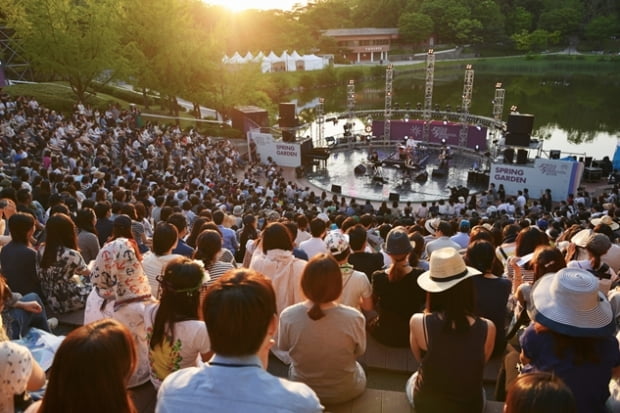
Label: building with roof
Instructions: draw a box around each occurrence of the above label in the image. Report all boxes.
[322,28,399,63]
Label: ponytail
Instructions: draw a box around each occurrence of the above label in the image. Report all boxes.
[307,302,325,320]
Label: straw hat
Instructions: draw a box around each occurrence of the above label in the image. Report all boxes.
[591,215,619,230]
[417,247,481,293]
[424,217,440,235]
[529,268,614,337]
[586,233,611,256]
[384,227,413,255]
[571,228,592,248]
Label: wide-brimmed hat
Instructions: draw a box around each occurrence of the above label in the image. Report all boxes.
[384,227,413,255]
[591,215,619,230]
[529,267,614,337]
[571,228,592,248]
[325,232,350,255]
[424,217,440,235]
[417,247,481,293]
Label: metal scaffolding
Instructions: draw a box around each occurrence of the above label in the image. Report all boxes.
[0,26,33,81]
[459,64,474,147]
[316,97,325,147]
[493,82,505,127]
[384,64,393,139]
[422,49,435,141]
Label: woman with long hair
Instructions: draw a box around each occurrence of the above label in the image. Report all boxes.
[75,207,100,263]
[465,240,511,357]
[185,217,210,249]
[193,230,234,290]
[145,258,211,389]
[408,247,496,412]
[85,214,152,388]
[370,227,426,347]
[505,372,576,413]
[505,226,549,294]
[142,222,182,298]
[30,319,137,413]
[249,222,307,363]
[37,213,91,314]
[279,254,366,404]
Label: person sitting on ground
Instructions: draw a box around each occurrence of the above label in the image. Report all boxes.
[37,212,92,314]
[0,276,46,413]
[167,212,194,258]
[504,372,576,413]
[408,247,496,412]
[324,232,373,313]
[567,233,616,294]
[212,209,239,257]
[75,207,100,264]
[27,319,137,413]
[425,220,461,258]
[370,227,426,347]
[145,258,211,389]
[193,229,234,291]
[520,267,620,413]
[279,254,366,404]
[299,217,328,259]
[347,224,384,281]
[156,268,323,413]
[465,240,511,357]
[0,213,41,298]
[142,222,182,298]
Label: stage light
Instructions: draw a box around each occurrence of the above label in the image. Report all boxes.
[495,82,503,88]
[475,145,480,152]
[441,138,446,145]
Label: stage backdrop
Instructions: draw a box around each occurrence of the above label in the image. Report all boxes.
[489,158,583,202]
[247,130,301,167]
[371,120,488,150]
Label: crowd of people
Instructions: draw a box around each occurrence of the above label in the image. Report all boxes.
[2,92,620,412]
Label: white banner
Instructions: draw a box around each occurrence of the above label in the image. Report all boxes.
[248,131,301,167]
[490,158,583,202]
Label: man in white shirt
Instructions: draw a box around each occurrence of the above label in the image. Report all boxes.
[299,217,328,259]
[426,220,461,258]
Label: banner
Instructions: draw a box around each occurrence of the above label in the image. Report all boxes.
[489,158,583,202]
[247,131,301,167]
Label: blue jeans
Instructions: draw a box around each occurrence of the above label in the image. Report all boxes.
[6,293,51,339]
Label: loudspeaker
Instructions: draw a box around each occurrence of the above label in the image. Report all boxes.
[354,164,366,175]
[389,192,400,202]
[585,156,593,167]
[505,132,531,147]
[507,113,534,135]
[279,103,297,128]
[331,184,342,194]
[282,130,296,142]
[503,148,514,164]
[516,149,528,164]
[549,150,561,159]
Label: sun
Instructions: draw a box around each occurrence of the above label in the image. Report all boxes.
[204,0,302,12]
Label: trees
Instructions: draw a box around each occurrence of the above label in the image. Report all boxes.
[398,12,434,47]
[1,0,129,102]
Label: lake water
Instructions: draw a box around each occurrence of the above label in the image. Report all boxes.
[289,72,620,160]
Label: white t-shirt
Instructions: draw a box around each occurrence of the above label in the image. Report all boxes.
[144,303,211,389]
[0,342,33,413]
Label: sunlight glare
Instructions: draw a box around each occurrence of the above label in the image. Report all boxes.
[204,0,303,12]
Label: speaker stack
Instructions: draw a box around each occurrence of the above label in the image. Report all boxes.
[279,102,297,142]
[505,113,534,147]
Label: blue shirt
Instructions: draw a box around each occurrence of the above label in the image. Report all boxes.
[218,225,239,255]
[172,239,194,258]
[156,354,323,413]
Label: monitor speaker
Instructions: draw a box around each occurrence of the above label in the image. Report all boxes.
[389,192,400,202]
[503,148,514,164]
[516,149,528,164]
[279,103,297,128]
[354,164,366,175]
[507,113,534,135]
[331,184,342,194]
[549,150,561,159]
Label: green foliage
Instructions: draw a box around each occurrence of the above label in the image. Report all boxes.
[398,12,434,45]
[1,0,129,101]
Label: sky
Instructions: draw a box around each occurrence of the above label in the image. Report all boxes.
[204,0,306,12]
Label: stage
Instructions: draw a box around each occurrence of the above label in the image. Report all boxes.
[304,145,489,203]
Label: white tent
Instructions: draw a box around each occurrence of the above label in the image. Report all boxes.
[302,54,327,71]
[228,51,245,64]
[221,54,230,64]
[253,51,265,62]
[243,51,254,61]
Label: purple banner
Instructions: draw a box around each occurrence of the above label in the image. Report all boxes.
[371,120,487,150]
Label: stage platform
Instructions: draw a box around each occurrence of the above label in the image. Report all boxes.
[304,146,489,203]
